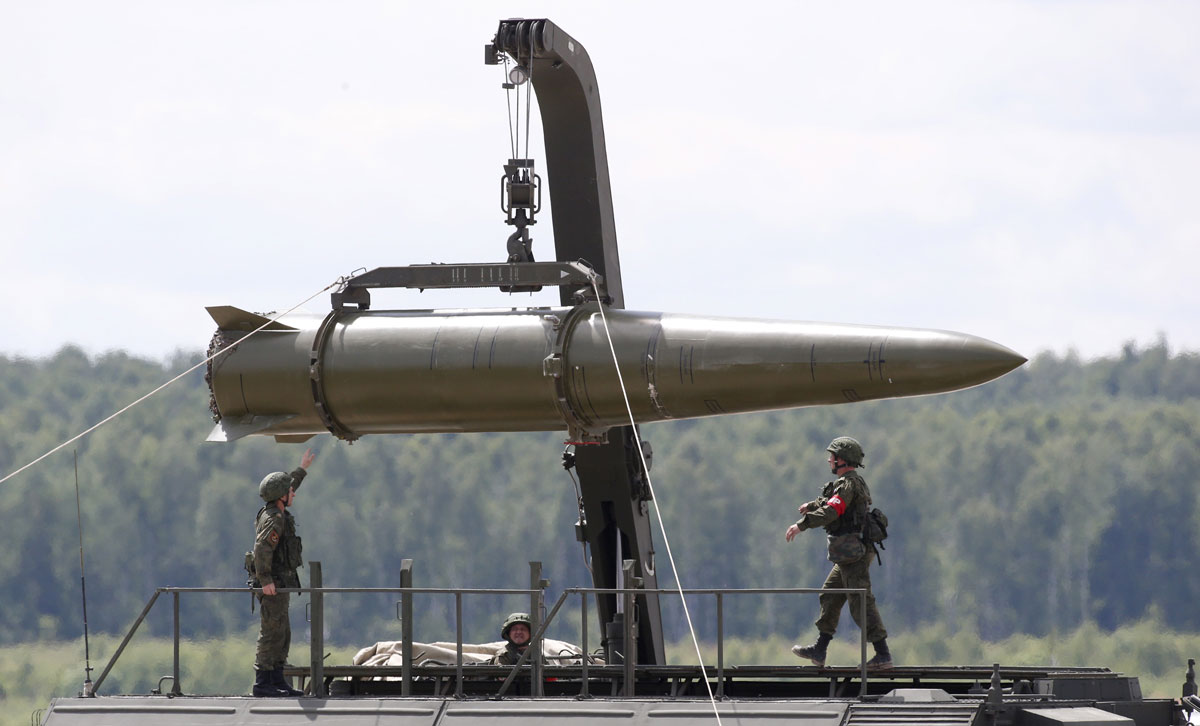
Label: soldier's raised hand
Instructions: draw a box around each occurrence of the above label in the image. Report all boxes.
[300,448,316,470]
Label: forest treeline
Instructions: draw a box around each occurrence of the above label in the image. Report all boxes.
[0,340,1197,649]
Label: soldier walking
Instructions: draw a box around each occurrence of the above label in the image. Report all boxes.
[250,448,316,697]
[785,437,892,670]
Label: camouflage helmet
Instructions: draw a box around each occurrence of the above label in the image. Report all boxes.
[258,471,293,502]
[826,436,865,468]
[501,612,532,641]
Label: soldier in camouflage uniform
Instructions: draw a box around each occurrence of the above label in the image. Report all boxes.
[784,437,892,670]
[250,448,316,697]
[492,612,533,666]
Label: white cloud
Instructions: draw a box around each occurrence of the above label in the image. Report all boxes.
[2,1,1198,360]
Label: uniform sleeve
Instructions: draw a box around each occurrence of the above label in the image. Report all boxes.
[252,514,283,587]
[289,467,307,493]
[798,479,857,529]
[792,498,823,529]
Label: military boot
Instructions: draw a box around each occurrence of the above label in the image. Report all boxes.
[864,638,893,670]
[791,632,833,667]
[252,668,288,697]
[272,667,304,696]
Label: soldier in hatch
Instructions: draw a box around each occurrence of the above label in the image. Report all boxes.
[250,448,316,697]
[784,437,892,670]
[493,612,534,666]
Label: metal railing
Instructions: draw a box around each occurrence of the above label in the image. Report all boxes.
[91,560,871,699]
[499,584,870,698]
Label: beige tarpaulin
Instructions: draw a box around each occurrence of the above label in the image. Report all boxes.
[353,638,596,667]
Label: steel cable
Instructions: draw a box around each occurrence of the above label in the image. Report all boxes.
[502,56,517,159]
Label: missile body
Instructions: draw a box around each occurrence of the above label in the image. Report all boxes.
[205,303,1025,443]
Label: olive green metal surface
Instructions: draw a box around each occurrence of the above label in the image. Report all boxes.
[206,304,1025,444]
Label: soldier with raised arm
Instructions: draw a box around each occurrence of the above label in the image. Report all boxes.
[250,448,316,697]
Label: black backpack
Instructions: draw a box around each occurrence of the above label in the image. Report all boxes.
[862,508,889,563]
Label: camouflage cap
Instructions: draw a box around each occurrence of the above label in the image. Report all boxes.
[501,612,532,641]
[826,436,865,468]
[258,471,293,502]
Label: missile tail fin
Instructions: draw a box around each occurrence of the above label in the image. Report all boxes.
[206,305,298,332]
[206,414,297,443]
[273,434,316,444]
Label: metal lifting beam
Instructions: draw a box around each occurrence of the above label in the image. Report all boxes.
[330,261,606,310]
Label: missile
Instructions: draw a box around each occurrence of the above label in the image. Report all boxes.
[204,303,1026,444]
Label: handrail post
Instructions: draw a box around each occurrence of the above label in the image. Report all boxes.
[716,592,724,699]
[580,592,589,698]
[530,561,546,697]
[858,586,868,698]
[172,591,182,695]
[310,562,325,697]
[455,592,463,698]
[622,561,637,697]
[529,561,543,632]
[400,559,413,697]
[536,585,546,696]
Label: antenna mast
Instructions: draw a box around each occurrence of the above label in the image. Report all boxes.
[74,450,94,697]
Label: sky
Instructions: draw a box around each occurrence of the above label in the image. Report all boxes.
[1,1,1197,362]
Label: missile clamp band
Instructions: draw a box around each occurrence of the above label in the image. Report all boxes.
[309,308,359,442]
[545,302,609,445]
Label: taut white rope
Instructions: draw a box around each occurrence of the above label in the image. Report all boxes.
[587,278,724,726]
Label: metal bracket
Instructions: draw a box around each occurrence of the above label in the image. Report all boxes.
[501,159,542,290]
[501,159,541,225]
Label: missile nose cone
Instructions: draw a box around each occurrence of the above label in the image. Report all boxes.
[888,330,1026,395]
[967,336,1028,378]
